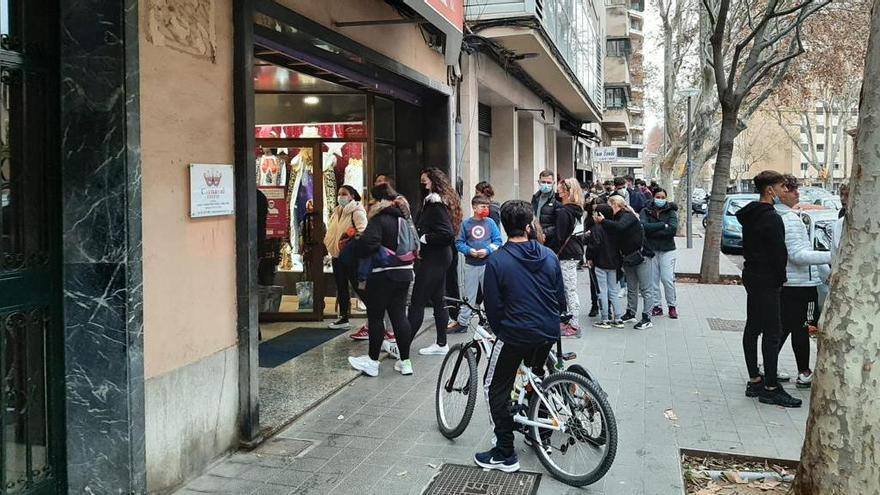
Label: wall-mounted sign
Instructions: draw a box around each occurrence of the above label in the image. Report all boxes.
[592,147,618,162]
[190,163,235,218]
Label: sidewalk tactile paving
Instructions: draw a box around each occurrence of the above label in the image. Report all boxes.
[423,464,542,495]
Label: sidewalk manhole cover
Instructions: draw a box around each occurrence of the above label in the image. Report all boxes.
[254,438,313,457]
[423,464,541,495]
[707,318,746,332]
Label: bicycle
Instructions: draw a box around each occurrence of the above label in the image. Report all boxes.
[435,297,618,487]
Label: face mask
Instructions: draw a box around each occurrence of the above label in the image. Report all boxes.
[475,209,489,219]
[772,195,782,205]
[654,199,667,208]
[420,183,430,194]
[338,196,351,207]
[540,183,553,194]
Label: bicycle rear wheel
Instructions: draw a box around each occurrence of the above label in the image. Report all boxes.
[527,371,617,486]
[435,343,478,438]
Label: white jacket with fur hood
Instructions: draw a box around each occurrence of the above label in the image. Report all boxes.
[774,204,831,287]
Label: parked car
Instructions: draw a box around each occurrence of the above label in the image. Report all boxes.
[812,195,842,211]
[702,193,759,253]
[692,188,707,203]
[798,186,834,205]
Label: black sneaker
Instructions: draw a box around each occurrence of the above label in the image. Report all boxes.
[588,305,599,317]
[633,315,653,330]
[759,387,802,408]
[620,310,638,323]
[474,448,520,473]
[328,317,350,330]
[745,379,763,398]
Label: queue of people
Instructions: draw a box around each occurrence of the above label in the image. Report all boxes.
[323,168,684,378]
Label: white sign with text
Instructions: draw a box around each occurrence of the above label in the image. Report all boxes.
[592,147,617,162]
[190,164,235,218]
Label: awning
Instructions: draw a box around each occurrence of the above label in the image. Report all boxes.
[401,0,464,65]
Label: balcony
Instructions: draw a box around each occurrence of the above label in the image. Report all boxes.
[603,107,631,139]
[466,0,603,121]
[604,55,630,85]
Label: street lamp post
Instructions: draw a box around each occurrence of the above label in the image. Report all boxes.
[680,88,700,249]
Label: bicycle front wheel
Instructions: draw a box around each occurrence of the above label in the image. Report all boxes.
[527,371,617,486]
[435,343,478,438]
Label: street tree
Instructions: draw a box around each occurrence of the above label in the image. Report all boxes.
[769,0,868,188]
[698,0,830,283]
[793,2,880,490]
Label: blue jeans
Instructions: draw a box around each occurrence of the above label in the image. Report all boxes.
[651,250,677,308]
[457,263,485,326]
[595,267,623,321]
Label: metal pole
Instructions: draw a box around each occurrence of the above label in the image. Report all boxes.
[686,95,693,249]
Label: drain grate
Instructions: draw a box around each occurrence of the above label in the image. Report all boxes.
[423,464,541,495]
[254,437,313,457]
[707,318,746,332]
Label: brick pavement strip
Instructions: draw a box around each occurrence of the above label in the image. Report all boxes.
[177,281,813,495]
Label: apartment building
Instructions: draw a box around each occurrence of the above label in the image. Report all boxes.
[596,0,645,180]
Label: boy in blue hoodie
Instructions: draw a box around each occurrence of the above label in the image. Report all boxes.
[474,200,565,473]
[450,194,503,332]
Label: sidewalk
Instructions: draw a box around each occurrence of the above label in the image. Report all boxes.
[177,280,813,495]
[673,236,740,279]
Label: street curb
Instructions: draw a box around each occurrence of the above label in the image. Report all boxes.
[675,272,742,283]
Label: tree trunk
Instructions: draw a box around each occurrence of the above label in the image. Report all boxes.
[699,107,739,283]
[793,3,880,492]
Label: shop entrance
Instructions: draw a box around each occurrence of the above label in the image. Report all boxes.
[0,0,66,493]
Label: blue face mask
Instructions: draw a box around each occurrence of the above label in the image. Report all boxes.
[338,196,351,207]
[654,199,667,208]
[540,183,553,194]
[772,196,782,205]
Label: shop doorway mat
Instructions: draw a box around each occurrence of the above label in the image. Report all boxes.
[259,327,346,368]
[707,318,747,332]
[423,464,542,495]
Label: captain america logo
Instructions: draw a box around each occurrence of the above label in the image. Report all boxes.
[469,224,487,240]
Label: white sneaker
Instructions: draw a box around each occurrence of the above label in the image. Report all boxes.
[394,359,414,375]
[381,340,401,360]
[758,364,791,382]
[796,372,813,388]
[348,355,379,377]
[419,343,449,356]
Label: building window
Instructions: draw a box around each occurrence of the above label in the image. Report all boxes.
[832,126,839,134]
[801,162,809,171]
[605,87,627,109]
[801,144,809,152]
[816,106,824,115]
[630,0,645,11]
[834,162,841,170]
[478,103,492,135]
[817,143,825,152]
[817,125,825,134]
[617,147,640,159]
[606,38,631,57]
[800,125,808,134]
[630,18,642,31]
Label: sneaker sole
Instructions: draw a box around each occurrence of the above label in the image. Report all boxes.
[473,457,520,473]
[419,349,449,356]
[796,382,812,389]
[385,337,397,343]
[350,334,369,340]
[634,323,653,330]
[758,397,802,408]
[348,358,378,377]
[394,365,413,376]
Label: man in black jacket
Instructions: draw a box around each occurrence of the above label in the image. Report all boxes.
[736,170,801,408]
[531,170,561,245]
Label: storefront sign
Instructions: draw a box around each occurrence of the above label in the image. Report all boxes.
[190,164,234,218]
[402,0,463,65]
[592,147,618,162]
[259,186,289,239]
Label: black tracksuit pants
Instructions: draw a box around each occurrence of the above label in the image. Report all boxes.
[365,271,412,361]
[743,285,782,387]
[408,247,452,346]
[779,286,818,373]
[332,257,367,319]
[485,339,554,457]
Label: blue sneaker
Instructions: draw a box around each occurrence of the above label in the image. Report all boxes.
[474,448,520,473]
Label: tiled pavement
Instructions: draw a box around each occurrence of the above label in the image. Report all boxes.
[178,279,814,495]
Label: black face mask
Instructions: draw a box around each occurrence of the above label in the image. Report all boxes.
[526,225,537,240]
[420,183,430,195]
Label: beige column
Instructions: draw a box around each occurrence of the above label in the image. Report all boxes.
[458,56,480,207]
[518,115,547,199]
[545,126,557,178]
[489,105,519,201]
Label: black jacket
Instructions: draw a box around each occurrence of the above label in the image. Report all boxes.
[549,203,584,260]
[640,201,678,252]
[584,223,620,270]
[415,193,455,257]
[531,191,561,244]
[356,200,415,281]
[488,201,501,226]
[736,201,788,288]
[600,209,643,256]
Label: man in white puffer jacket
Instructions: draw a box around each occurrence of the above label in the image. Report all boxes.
[774,175,831,389]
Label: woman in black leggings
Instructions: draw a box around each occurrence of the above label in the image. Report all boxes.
[348,184,415,377]
[411,167,461,356]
